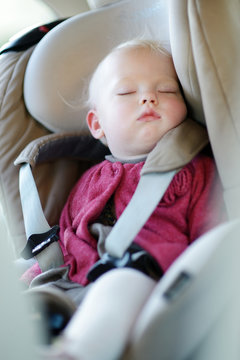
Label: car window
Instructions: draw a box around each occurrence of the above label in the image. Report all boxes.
[0,0,56,48]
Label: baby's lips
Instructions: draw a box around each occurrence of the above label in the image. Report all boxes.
[137,109,161,121]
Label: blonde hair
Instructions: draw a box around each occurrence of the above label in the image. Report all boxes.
[115,39,170,57]
[87,39,171,108]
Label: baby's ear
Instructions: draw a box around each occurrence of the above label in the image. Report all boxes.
[86,109,105,139]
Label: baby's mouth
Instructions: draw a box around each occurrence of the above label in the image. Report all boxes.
[137,110,161,122]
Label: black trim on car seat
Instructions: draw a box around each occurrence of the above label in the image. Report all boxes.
[0,19,66,55]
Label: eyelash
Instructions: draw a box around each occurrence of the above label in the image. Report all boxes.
[117,91,136,96]
[117,89,177,96]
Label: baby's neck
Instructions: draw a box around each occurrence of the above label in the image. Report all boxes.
[106,153,148,164]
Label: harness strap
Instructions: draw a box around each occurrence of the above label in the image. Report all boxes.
[105,170,177,258]
[19,163,64,271]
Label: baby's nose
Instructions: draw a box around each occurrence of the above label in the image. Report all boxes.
[139,91,158,105]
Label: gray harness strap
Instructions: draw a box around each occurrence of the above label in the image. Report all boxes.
[19,163,64,271]
[19,163,51,239]
[105,170,177,258]
[19,163,176,270]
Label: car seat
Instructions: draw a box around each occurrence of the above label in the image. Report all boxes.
[0,0,240,359]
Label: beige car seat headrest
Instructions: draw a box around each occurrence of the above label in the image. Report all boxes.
[24,0,203,134]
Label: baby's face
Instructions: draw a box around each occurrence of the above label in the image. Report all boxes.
[87,47,187,159]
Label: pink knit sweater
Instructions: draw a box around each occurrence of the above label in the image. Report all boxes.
[56,153,224,285]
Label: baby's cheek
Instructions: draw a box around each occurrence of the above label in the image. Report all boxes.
[169,100,187,123]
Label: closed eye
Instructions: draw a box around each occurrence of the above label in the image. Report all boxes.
[158,89,177,94]
[117,91,136,96]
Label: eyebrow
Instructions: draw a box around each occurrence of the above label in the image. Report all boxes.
[110,73,180,92]
[111,78,136,91]
[157,80,179,89]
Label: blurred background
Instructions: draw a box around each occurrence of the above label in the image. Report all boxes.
[0,0,91,48]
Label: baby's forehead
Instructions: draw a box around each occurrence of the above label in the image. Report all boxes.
[97,47,169,77]
[90,50,122,87]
